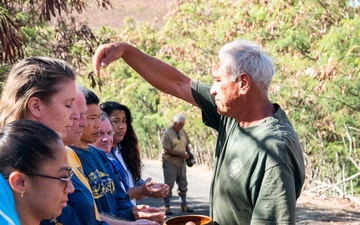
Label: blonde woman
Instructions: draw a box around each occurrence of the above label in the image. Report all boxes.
[0,56,160,225]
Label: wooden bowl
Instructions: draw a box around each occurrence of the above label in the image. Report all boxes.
[163,215,213,225]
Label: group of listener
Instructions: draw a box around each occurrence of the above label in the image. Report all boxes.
[1,37,306,225]
[0,57,169,225]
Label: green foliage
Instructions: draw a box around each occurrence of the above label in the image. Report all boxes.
[21,25,55,57]
[88,0,360,195]
[2,0,360,196]
[0,0,105,79]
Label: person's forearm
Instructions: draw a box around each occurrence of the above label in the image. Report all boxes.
[128,185,144,200]
[185,144,191,153]
[164,148,187,157]
[114,208,136,222]
[100,214,133,225]
[120,42,197,106]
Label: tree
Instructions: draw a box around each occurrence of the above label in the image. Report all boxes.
[91,0,360,195]
[0,0,112,65]
[1,0,359,196]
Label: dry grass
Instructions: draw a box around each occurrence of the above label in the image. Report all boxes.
[73,0,176,29]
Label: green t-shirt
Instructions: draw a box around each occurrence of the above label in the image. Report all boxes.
[191,81,305,225]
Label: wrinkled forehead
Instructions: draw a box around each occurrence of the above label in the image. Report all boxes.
[174,121,185,126]
[100,117,114,130]
[75,91,87,112]
[212,60,231,78]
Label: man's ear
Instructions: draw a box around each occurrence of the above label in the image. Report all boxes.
[8,172,27,195]
[238,73,251,93]
[27,96,42,118]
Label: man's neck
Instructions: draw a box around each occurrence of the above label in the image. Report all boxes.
[72,140,89,150]
[237,101,275,128]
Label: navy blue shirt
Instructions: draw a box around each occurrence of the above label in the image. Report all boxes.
[41,174,108,225]
[69,145,135,221]
[107,156,129,191]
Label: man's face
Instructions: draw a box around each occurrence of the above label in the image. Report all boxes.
[93,117,114,153]
[173,121,185,131]
[63,91,87,145]
[80,104,102,144]
[210,60,242,117]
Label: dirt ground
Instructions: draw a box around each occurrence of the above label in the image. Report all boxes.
[296,191,360,224]
[76,2,360,224]
[72,0,177,29]
[141,160,360,224]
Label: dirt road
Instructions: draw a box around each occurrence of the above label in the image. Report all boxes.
[138,160,360,224]
[138,160,211,218]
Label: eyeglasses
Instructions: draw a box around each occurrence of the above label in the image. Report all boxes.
[176,131,180,140]
[23,167,74,191]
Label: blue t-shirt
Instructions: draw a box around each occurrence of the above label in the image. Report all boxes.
[107,157,129,192]
[0,174,20,225]
[69,145,135,221]
[108,146,146,187]
[41,174,107,225]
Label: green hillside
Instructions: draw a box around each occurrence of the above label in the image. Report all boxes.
[84,0,359,197]
[1,0,359,197]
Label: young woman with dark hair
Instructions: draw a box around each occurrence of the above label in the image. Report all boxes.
[0,120,74,225]
[100,102,142,192]
[100,102,169,205]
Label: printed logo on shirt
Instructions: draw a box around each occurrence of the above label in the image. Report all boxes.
[88,169,115,199]
[49,218,62,225]
[77,166,84,176]
[229,158,244,179]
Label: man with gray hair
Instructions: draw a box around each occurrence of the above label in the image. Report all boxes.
[93,39,305,225]
[161,113,194,215]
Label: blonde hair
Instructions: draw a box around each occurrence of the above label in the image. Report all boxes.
[0,57,76,127]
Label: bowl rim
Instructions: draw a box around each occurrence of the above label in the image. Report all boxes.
[163,214,212,224]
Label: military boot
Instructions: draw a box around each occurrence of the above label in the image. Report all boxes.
[164,205,173,215]
[180,203,194,213]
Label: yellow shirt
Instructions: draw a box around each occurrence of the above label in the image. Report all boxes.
[66,146,101,220]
